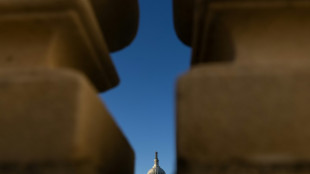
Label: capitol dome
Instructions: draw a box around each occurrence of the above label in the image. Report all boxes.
[147,152,166,174]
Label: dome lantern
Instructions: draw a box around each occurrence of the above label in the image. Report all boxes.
[147,152,166,174]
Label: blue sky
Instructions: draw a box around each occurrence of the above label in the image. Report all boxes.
[100,0,190,173]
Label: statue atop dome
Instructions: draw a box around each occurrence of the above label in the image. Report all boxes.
[147,152,166,174]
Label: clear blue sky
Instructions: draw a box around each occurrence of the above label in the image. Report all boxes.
[100,1,190,174]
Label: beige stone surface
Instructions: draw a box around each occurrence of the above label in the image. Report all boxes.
[178,161,310,174]
[0,0,127,92]
[174,0,310,64]
[194,1,310,64]
[174,0,310,45]
[0,13,118,92]
[0,68,134,173]
[177,63,310,173]
[0,0,139,52]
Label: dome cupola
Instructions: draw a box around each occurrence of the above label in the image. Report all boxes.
[147,152,166,174]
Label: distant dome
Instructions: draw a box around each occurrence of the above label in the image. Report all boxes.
[147,167,166,174]
[147,152,166,174]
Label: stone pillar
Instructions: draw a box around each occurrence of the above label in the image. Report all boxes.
[0,0,138,173]
[174,0,310,173]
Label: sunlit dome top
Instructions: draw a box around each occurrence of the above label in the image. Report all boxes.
[147,152,166,174]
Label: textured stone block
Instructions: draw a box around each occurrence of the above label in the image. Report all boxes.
[0,0,123,92]
[174,0,310,45]
[194,1,310,64]
[0,68,134,174]
[177,63,310,174]
[173,0,310,64]
[0,0,139,52]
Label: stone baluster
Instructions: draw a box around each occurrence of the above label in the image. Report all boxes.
[0,0,139,173]
[174,1,310,173]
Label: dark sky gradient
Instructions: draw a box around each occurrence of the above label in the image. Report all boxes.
[100,1,191,173]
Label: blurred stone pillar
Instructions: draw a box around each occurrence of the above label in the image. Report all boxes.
[0,0,138,173]
[174,0,310,173]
